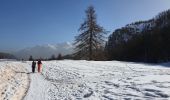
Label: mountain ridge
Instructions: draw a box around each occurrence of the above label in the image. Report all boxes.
[13,42,74,59]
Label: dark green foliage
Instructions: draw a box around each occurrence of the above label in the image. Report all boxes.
[0,52,16,59]
[49,54,56,60]
[62,54,74,60]
[29,55,33,61]
[106,9,170,63]
[57,53,63,60]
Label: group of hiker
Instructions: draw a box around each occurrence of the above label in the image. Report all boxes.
[31,60,42,73]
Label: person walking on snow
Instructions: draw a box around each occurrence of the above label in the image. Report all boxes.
[32,60,36,73]
[37,60,42,73]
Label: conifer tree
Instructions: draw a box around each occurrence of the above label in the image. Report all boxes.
[74,6,107,60]
[57,53,62,60]
[29,55,33,61]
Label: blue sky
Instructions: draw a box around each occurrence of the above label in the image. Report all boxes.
[0,0,170,52]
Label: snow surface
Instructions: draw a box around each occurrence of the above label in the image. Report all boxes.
[1,60,170,100]
[0,61,29,100]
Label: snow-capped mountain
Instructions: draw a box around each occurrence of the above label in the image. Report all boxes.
[13,42,74,59]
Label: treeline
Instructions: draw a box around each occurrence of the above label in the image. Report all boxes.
[74,6,170,63]
[28,53,71,61]
[0,52,16,59]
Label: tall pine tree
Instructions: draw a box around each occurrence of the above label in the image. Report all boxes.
[74,6,107,60]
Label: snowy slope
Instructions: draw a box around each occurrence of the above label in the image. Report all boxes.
[0,60,170,100]
[13,42,73,59]
[24,60,170,100]
[0,61,29,100]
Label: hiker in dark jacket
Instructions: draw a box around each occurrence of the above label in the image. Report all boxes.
[32,60,36,73]
[37,60,42,73]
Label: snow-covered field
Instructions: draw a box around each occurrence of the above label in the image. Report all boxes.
[0,60,170,100]
[0,61,29,100]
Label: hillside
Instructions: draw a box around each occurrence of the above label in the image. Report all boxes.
[106,9,170,63]
[0,52,16,59]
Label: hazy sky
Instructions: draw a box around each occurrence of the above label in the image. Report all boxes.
[0,0,170,52]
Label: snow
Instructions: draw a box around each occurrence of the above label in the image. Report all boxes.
[0,61,29,100]
[0,60,170,100]
[23,61,51,100]
[24,72,49,100]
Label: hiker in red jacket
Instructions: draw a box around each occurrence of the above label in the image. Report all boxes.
[37,60,42,73]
